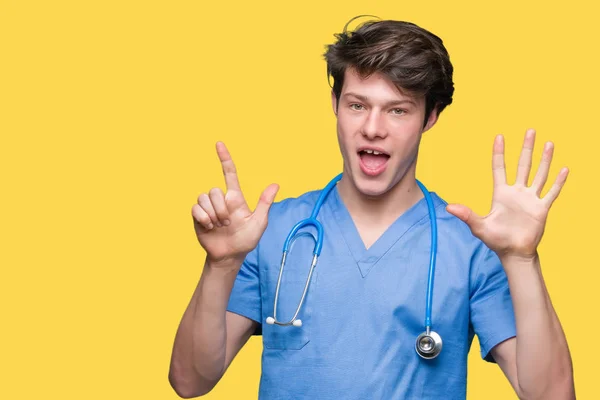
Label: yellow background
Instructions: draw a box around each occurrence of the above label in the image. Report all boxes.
[1,0,597,398]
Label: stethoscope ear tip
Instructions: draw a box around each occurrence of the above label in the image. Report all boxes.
[265,317,302,327]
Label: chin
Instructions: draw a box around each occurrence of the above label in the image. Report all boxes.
[353,176,392,198]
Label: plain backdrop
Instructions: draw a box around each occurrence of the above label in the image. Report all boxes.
[1,1,598,399]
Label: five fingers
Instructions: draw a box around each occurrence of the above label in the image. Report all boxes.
[499,129,568,206]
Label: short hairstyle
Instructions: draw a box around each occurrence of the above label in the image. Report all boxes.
[324,18,454,126]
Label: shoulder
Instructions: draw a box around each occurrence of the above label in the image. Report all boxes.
[268,189,322,220]
[429,192,494,264]
[428,192,473,238]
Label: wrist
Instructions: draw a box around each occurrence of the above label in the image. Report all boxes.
[499,251,541,277]
[205,254,246,273]
[499,251,539,265]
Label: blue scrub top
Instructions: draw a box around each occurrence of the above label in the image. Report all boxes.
[227,183,516,399]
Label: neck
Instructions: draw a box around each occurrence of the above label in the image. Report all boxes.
[337,165,424,226]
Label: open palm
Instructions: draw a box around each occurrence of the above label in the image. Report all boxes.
[446,129,569,260]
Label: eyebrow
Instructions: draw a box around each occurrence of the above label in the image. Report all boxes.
[343,92,417,107]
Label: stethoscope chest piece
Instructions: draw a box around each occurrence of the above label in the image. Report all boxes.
[415,330,442,359]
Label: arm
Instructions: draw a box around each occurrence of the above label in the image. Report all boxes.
[169,142,278,398]
[491,254,574,399]
[168,259,258,398]
[447,129,574,399]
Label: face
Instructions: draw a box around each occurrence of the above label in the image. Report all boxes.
[332,68,438,198]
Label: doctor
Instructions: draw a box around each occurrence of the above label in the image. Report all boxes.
[169,19,575,399]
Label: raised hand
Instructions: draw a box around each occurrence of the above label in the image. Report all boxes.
[192,142,279,265]
[446,129,569,260]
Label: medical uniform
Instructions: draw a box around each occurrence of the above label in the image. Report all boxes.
[227,184,516,399]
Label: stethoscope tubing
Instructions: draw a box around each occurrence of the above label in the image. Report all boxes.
[268,173,442,359]
[416,180,438,331]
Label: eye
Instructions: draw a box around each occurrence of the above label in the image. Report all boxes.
[391,108,406,115]
[349,103,364,111]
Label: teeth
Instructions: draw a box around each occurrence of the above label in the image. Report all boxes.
[362,149,384,155]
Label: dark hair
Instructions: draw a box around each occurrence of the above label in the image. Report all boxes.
[324,17,454,126]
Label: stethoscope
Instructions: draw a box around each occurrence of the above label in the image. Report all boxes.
[265,173,442,359]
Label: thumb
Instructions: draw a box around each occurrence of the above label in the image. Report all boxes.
[446,204,484,236]
[253,183,280,220]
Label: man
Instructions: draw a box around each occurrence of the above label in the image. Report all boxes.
[169,18,575,399]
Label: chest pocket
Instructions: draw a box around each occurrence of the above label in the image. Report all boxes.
[261,233,318,350]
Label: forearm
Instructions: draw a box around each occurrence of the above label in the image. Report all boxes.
[502,254,574,399]
[169,258,242,397]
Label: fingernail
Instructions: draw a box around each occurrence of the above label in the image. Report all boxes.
[223,219,230,226]
[207,223,214,229]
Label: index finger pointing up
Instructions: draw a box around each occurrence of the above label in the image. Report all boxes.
[216,141,241,192]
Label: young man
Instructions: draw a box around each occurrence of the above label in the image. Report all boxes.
[169,19,575,399]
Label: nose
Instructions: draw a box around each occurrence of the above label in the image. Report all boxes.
[361,110,387,140]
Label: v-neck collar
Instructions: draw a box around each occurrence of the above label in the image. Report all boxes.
[326,185,444,278]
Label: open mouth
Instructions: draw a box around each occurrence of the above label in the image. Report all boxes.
[358,148,390,176]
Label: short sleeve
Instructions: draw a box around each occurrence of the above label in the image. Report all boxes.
[226,246,262,335]
[470,244,516,362]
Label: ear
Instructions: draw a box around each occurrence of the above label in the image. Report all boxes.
[331,90,338,115]
[422,106,439,133]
